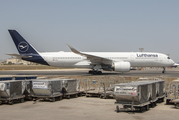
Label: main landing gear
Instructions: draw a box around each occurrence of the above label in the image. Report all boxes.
[162,67,166,74]
[88,70,102,75]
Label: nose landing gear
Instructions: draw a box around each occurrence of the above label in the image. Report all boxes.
[162,67,166,74]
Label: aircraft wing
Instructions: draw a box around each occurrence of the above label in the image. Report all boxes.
[66,44,113,65]
[6,54,30,59]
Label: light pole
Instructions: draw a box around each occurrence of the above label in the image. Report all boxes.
[139,48,144,52]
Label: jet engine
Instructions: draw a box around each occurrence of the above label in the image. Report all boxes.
[112,62,131,72]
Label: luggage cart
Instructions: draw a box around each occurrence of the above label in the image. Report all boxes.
[115,97,151,113]
[32,94,63,102]
[63,91,84,99]
[166,80,179,106]
[0,96,25,105]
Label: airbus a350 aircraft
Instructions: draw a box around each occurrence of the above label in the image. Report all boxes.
[8,30,175,75]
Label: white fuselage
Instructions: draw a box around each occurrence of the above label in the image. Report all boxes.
[39,51,174,69]
[8,30,175,73]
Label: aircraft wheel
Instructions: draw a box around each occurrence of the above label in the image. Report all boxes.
[20,98,24,103]
[92,71,97,75]
[116,105,119,113]
[89,70,93,74]
[9,100,13,105]
[75,94,78,98]
[97,71,102,75]
[50,98,55,102]
[59,96,62,100]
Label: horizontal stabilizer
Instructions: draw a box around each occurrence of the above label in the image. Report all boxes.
[6,54,31,59]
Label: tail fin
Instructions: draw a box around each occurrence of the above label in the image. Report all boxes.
[8,30,38,54]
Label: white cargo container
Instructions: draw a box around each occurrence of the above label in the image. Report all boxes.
[114,80,165,112]
[114,81,152,104]
[32,79,63,102]
[32,79,62,96]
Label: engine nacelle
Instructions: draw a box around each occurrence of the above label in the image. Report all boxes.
[113,62,131,72]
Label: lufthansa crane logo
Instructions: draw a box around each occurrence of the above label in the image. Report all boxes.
[18,42,29,52]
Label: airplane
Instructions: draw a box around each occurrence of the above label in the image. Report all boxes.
[7,30,175,75]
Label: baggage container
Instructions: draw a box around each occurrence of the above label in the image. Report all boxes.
[166,79,179,105]
[114,80,165,112]
[0,80,23,98]
[148,81,157,100]
[114,81,152,104]
[156,80,165,97]
[32,79,62,96]
[32,79,63,102]
[0,80,24,104]
[62,79,79,93]
[137,81,157,101]
[22,80,34,100]
[61,79,82,99]
[138,80,165,99]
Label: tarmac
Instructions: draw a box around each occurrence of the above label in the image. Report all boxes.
[0,67,179,77]
[0,96,178,120]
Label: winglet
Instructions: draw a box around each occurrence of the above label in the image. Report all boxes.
[66,44,81,54]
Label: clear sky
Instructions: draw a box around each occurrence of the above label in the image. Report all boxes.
[0,0,179,61]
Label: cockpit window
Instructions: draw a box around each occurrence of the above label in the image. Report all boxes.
[167,57,170,59]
